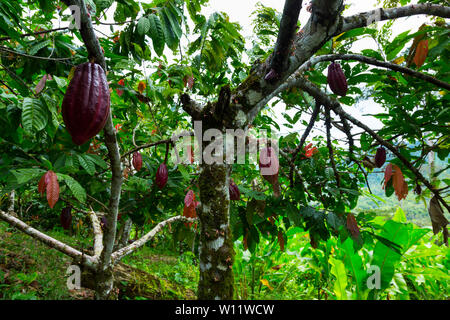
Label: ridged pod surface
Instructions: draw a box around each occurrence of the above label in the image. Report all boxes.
[132,151,143,171]
[156,163,168,189]
[327,62,348,96]
[62,62,111,145]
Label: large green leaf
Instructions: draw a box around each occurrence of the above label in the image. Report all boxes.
[137,16,150,35]
[10,168,45,185]
[159,7,179,51]
[77,154,96,176]
[148,13,165,56]
[371,220,428,290]
[339,238,366,299]
[57,174,87,204]
[329,257,348,300]
[21,98,48,133]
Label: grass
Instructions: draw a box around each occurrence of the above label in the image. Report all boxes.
[0,221,199,300]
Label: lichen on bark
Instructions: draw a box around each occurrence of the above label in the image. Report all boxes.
[197,163,235,300]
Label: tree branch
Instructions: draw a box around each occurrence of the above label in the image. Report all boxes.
[302,54,450,91]
[233,2,450,128]
[0,210,97,270]
[290,101,321,160]
[294,77,450,213]
[88,209,104,258]
[265,0,303,81]
[111,216,197,263]
[340,4,450,34]
[180,93,203,120]
[0,27,70,42]
[62,0,123,278]
[325,106,341,188]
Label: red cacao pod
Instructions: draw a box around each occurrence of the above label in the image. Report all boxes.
[61,62,111,145]
[375,147,387,168]
[156,163,168,189]
[327,62,348,96]
[60,207,72,230]
[229,181,240,201]
[132,151,143,171]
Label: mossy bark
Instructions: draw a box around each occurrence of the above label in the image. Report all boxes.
[197,163,235,300]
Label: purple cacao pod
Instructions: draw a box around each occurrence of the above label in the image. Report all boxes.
[100,216,108,231]
[156,163,168,189]
[60,207,72,230]
[327,62,348,96]
[375,147,387,168]
[229,181,240,201]
[132,151,143,171]
[62,62,111,145]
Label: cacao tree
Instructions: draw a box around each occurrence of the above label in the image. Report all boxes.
[0,0,449,300]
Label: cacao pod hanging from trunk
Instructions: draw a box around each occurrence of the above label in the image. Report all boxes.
[60,207,72,230]
[327,62,348,96]
[61,62,111,145]
[375,147,387,168]
[100,215,108,231]
[132,151,143,171]
[156,163,168,189]
[229,180,240,201]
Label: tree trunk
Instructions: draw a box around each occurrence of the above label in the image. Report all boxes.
[94,266,116,300]
[8,190,17,218]
[197,163,235,300]
[118,218,133,249]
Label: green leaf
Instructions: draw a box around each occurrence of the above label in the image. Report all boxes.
[335,27,377,42]
[29,39,52,55]
[10,168,45,185]
[21,98,48,133]
[159,7,179,51]
[94,0,113,12]
[329,257,348,300]
[57,174,87,204]
[392,207,407,223]
[148,14,165,56]
[77,154,96,176]
[53,76,67,89]
[371,220,428,289]
[84,154,108,169]
[137,16,150,35]
[339,238,365,299]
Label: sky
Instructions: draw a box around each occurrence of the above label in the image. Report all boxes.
[73,0,428,143]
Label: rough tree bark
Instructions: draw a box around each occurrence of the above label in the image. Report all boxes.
[197,162,234,299]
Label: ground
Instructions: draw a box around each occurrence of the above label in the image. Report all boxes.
[0,221,197,300]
